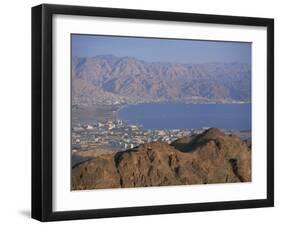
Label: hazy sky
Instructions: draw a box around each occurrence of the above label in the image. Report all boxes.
[72,34,251,64]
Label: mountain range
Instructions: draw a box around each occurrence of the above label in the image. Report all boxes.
[72,55,251,104]
[72,128,251,189]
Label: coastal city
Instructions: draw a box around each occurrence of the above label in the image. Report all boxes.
[71,119,208,153]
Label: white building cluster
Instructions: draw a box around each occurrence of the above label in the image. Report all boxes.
[72,119,197,152]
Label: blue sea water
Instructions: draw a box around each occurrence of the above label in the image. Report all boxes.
[118,103,251,130]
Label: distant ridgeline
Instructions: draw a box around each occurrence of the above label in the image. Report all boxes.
[72,55,251,105]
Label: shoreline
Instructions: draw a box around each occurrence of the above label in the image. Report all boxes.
[71,102,251,153]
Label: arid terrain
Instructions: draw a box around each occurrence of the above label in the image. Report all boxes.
[72,55,251,105]
[72,128,251,190]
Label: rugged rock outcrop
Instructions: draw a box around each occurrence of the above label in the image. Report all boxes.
[72,128,251,190]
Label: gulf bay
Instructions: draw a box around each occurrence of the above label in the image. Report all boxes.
[118,103,251,131]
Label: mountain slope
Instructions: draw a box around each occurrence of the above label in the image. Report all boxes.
[72,128,251,190]
[72,55,251,104]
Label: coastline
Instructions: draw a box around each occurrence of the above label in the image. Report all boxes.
[71,102,251,154]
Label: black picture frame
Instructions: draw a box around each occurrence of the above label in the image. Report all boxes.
[32,4,274,222]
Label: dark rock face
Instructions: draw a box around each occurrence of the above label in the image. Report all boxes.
[72,128,251,190]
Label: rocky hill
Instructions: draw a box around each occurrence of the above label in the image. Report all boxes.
[72,55,251,104]
[72,128,251,190]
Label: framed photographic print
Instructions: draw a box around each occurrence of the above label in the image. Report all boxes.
[32,4,274,221]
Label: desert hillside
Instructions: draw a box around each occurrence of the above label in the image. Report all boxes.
[72,128,251,190]
[72,55,251,104]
